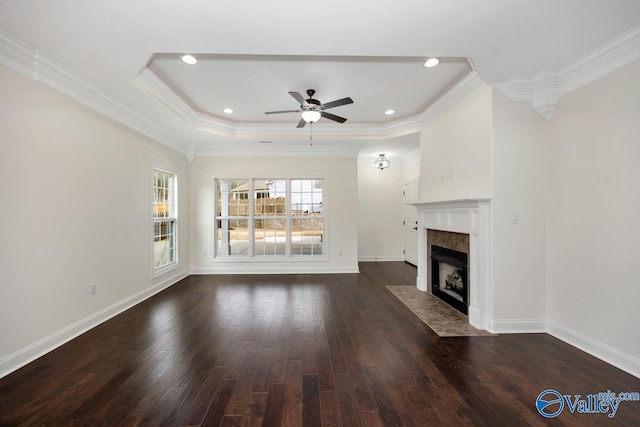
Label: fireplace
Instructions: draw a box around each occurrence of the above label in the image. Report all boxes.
[412,199,492,330]
[431,245,468,315]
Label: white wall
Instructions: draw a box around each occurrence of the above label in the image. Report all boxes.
[414,62,640,375]
[491,87,547,330]
[419,84,492,202]
[546,59,640,368]
[403,154,420,183]
[190,156,358,273]
[0,66,190,377]
[357,164,404,261]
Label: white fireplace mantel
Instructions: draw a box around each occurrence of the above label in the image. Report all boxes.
[412,198,493,331]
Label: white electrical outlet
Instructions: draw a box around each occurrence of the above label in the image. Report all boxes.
[90,283,97,295]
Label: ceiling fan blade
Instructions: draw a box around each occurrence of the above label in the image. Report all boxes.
[320,97,353,110]
[289,91,307,106]
[296,118,307,128]
[264,109,300,115]
[320,111,347,123]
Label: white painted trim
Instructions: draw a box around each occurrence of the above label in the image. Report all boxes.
[488,319,547,334]
[412,198,493,331]
[0,269,189,380]
[135,65,482,146]
[134,67,200,126]
[547,321,640,380]
[0,30,186,154]
[497,24,640,118]
[358,256,405,262]
[196,143,361,158]
[190,265,359,274]
[416,71,484,123]
[0,28,482,158]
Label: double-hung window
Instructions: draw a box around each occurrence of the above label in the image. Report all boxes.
[215,178,323,258]
[153,169,177,270]
[290,179,323,256]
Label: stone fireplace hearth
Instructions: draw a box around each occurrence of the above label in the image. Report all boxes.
[412,199,492,331]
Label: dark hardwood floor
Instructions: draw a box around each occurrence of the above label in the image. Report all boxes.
[1,262,639,426]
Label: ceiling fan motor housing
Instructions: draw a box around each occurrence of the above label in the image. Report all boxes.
[304,102,321,112]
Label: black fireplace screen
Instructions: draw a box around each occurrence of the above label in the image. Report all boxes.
[431,245,468,315]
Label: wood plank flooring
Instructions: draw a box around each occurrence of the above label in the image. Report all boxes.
[1,262,639,426]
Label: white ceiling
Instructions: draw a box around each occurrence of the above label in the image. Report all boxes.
[147,54,471,125]
[1,0,639,163]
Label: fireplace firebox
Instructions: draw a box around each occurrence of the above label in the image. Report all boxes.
[431,245,468,315]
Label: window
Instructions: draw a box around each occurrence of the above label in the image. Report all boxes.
[215,178,324,258]
[254,179,286,256]
[290,179,323,256]
[154,169,177,269]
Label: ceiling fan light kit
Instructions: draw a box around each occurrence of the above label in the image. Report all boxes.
[301,110,321,123]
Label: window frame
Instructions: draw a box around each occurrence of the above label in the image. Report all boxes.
[252,178,288,257]
[213,177,326,261]
[152,168,178,276]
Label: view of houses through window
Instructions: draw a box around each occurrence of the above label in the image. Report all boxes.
[215,178,323,257]
[153,169,177,269]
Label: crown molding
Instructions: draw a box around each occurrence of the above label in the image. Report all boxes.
[133,67,199,126]
[1,27,483,157]
[417,71,484,123]
[0,30,187,154]
[195,142,361,158]
[135,66,427,141]
[498,24,640,119]
[135,66,482,143]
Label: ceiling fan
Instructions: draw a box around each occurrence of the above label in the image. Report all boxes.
[265,89,353,128]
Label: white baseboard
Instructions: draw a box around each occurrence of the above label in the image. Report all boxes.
[190,265,359,275]
[468,305,482,330]
[0,269,189,380]
[488,319,547,334]
[547,321,640,379]
[478,319,639,379]
[358,256,405,262]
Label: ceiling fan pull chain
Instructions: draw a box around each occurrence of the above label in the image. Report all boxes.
[310,122,313,146]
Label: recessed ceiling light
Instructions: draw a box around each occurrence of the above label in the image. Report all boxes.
[180,54,198,65]
[423,57,440,68]
[223,108,234,114]
[259,140,273,144]
[385,109,395,115]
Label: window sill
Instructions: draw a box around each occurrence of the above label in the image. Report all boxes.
[210,255,328,263]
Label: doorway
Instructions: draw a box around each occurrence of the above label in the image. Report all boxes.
[402,179,418,265]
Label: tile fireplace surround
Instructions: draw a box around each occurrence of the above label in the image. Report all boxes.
[412,199,492,332]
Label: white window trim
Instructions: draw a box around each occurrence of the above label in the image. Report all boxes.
[152,168,179,277]
[213,177,327,261]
